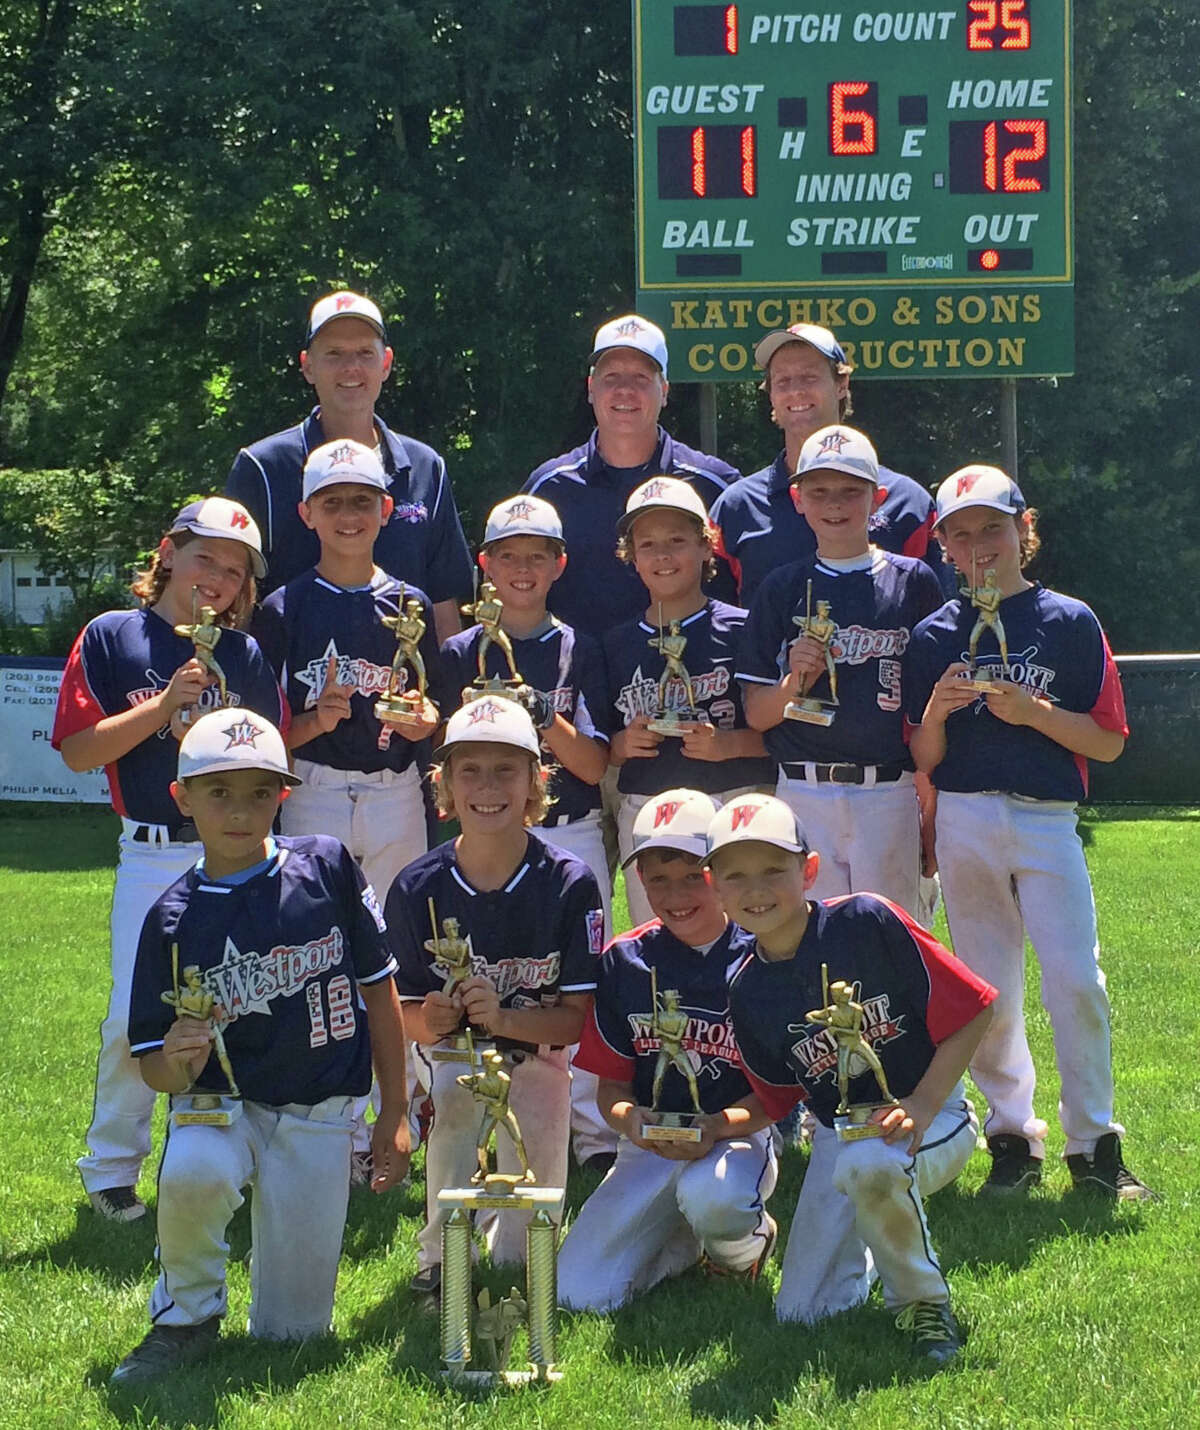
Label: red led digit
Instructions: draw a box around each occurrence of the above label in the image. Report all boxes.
[691,126,707,197]
[983,120,998,190]
[999,0,1030,48]
[1001,119,1045,190]
[740,126,756,195]
[724,4,738,53]
[830,82,877,156]
[966,0,1030,50]
[967,0,996,50]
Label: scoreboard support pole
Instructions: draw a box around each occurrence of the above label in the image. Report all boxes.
[699,382,718,457]
[1001,379,1019,483]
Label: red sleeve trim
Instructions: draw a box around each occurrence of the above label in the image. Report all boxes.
[874,896,997,1044]
[711,524,743,601]
[51,627,106,748]
[573,1004,635,1081]
[1089,636,1128,737]
[902,510,934,560]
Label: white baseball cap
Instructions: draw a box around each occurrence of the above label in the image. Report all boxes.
[620,788,718,867]
[793,424,880,487]
[704,794,809,862]
[482,494,565,549]
[590,314,669,377]
[306,290,387,343]
[754,323,848,371]
[435,695,541,758]
[168,498,267,580]
[177,709,301,785]
[933,465,1027,529]
[617,475,710,536]
[302,438,389,500]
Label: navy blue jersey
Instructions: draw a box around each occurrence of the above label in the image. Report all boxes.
[128,835,396,1105]
[253,569,447,774]
[440,619,610,823]
[604,599,775,796]
[386,836,602,1017]
[711,452,952,606]
[737,552,944,766]
[523,427,740,636]
[905,584,1128,802]
[576,920,755,1115]
[52,608,285,833]
[226,408,473,601]
[728,894,996,1125]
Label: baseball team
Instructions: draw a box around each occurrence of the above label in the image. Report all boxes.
[49,292,1150,1388]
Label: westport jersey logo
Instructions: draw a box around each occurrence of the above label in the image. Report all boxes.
[294,640,392,706]
[787,991,906,1083]
[961,644,1057,698]
[626,1005,739,1072]
[199,930,345,1020]
[616,664,730,720]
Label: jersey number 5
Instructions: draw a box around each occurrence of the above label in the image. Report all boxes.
[876,658,902,712]
[306,975,357,1047]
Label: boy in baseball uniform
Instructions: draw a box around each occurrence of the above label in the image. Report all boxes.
[905,466,1153,1200]
[737,425,944,916]
[558,790,778,1310]
[708,794,995,1364]
[110,710,410,1387]
[384,698,601,1296]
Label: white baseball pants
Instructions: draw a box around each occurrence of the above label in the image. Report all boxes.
[776,1092,977,1321]
[414,1046,570,1272]
[774,771,921,917]
[558,1129,778,1311]
[149,1095,355,1338]
[79,828,201,1195]
[935,791,1122,1157]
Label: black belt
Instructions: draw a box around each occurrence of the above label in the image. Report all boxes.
[780,760,910,786]
[131,821,199,843]
[541,809,598,828]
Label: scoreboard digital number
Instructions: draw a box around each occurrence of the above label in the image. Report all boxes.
[633,1,1074,380]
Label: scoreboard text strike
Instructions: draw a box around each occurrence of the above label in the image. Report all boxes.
[633,1,1073,380]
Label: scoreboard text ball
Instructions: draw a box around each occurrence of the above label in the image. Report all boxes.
[633,1,1074,380]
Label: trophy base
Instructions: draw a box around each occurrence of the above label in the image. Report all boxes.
[476,1171,539,1194]
[430,1035,496,1063]
[375,696,436,728]
[646,709,706,737]
[173,1093,242,1128]
[969,670,1003,694]
[833,1104,895,1142]
[784,698,839,727]
[642,1112,704,1144]
[437,1185,563,1214]
[465,678,525,702]
[441,1365,562,1387]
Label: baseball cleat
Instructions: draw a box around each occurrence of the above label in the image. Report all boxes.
[978,1134,1042,1195]
[409,1264,442,1313]
[89,1186,147,1222]
[701,1212,777,1282]
[1067,1133,1157,1202]
[580,1151,617,1176]
[350,1150,373,1188]
[894,1300,965,1366]
[109,1316,221,1387]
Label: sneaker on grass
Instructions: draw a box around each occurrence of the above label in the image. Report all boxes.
[979,1134,1042,1195]
[894,1300,964,1366]
[109,1317,221,1388]
[88,1186,147,1222]
[1067,1133,1157,1202]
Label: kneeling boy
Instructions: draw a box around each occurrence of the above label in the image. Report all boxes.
[111,711,410,1387]
[706,794,994,1364]
[558,790,777,1310]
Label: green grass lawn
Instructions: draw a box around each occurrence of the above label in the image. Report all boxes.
[2,804,1198,1428]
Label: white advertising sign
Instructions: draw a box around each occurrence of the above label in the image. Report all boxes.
[0,658,110,802]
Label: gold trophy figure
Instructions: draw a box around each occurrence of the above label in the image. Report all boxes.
[376,589,439,729]
[784,580,840,726]
[642,965,704,1143]
[966,556,1008,692]
[456,1043,536,1189]
[161,945,241,1126]
[174,590,229,725]
[646,607,705,736]
[806,963,899,1142]
[462,580,524,697]
[474,1287,528,1372]
[425,900,493,1063]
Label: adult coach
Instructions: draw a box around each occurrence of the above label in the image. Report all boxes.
[523,314,740,638]
[226,290,473,641]
[710,324,950,606]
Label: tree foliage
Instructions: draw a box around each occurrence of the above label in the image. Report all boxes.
[0,1,1195,650]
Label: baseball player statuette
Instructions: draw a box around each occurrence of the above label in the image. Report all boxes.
[424,900,495,1063]
[966,555,1008,693]
[174,591,229,725]
[376,588,439,729]
[785,580,840,727]
[806,963,899,1142]
[161,944,242,1127]
[436,1032,564,1386]
[642,965,704,1143]
[462,579,525,699]
[646,607,705,736]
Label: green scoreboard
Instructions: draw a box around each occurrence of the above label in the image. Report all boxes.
[633,1,1073,380]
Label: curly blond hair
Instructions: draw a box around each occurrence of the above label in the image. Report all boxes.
[431,749,556,827]
[615,513,719,583]
[130,531,256,629]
